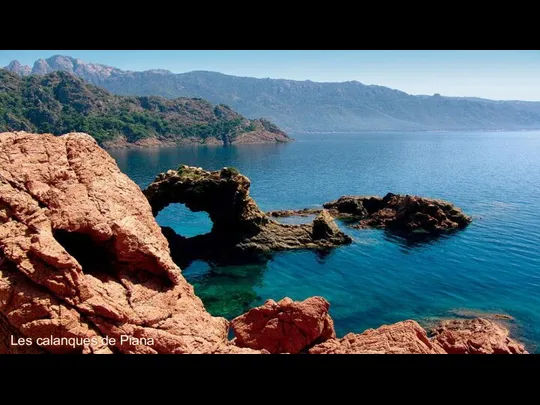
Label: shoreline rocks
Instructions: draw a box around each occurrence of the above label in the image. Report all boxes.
[267,208,322,218]
[231,297,335,354]
[309,320,447,354]
[430,318,528,354]
[231,297,527,354]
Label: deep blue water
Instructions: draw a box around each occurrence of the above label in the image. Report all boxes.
[109,132,540,352]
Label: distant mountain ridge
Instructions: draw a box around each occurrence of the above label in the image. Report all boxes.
[6,55,540,132]
[0,69,291,148]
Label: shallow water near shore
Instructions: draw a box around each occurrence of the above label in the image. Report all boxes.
[110,131,540,352]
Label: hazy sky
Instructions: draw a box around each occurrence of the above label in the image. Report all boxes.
[1,50,540,101]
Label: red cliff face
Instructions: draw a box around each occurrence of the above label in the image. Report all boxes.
[0,131,247,354]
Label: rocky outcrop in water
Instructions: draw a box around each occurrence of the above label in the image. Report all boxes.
[0,131,249,354]
[230,296,335,354]
[144,166,352,265]
[430,318,528,354]
[323,193,472,236]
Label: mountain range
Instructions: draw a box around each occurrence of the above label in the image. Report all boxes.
[5,55,540,133]
[0,69,290,148]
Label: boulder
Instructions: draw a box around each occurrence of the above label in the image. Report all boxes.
[231,296,335,354]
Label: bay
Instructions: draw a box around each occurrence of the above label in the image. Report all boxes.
[110,131,540,352]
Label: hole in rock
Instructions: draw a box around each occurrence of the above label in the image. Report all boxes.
[156,204,213,238]
[53,230,116,275]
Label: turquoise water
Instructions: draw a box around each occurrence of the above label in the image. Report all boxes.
[109,132,540,352]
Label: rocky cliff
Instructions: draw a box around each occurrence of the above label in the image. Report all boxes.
[0,131,251,353]
[0,131,527,354]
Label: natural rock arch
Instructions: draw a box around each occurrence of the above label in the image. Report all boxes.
[143,166,352,265]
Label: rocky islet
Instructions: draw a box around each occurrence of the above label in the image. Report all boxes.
[268,193,472,238]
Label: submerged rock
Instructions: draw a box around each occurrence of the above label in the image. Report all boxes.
[430,318,528,354]
[231,296,335,354]
[323,193,472,236]
[144,165,351,265]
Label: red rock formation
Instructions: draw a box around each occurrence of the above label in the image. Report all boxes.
[0,131,239,354]
[431,318,528,354]
[0,132,528,356]
[309,320,447,354]
[231,297,335,354]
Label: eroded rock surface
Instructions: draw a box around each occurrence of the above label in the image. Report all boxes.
[323,193,472,236]
[309,317,528,354]
[430,318,528,354]
[230,296,527,354]
[144,166,351,264]
[309,320,447,354]
[0,131,234,354]
[231,297,335,354]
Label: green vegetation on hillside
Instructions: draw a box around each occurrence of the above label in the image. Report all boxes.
[0,70,287,145]
[7,55,540,133]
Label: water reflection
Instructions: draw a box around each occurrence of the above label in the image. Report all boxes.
[382,229,459,252]
[108,142,292,189]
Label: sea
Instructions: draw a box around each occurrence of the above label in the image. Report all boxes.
[109,131,540,352]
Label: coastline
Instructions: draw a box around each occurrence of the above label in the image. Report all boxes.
[102,134,294,150]
[100,128,540,150]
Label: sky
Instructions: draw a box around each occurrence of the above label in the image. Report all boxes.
[1,50,540,101]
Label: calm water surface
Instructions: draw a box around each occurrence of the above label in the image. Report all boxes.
[109,132,540,352]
